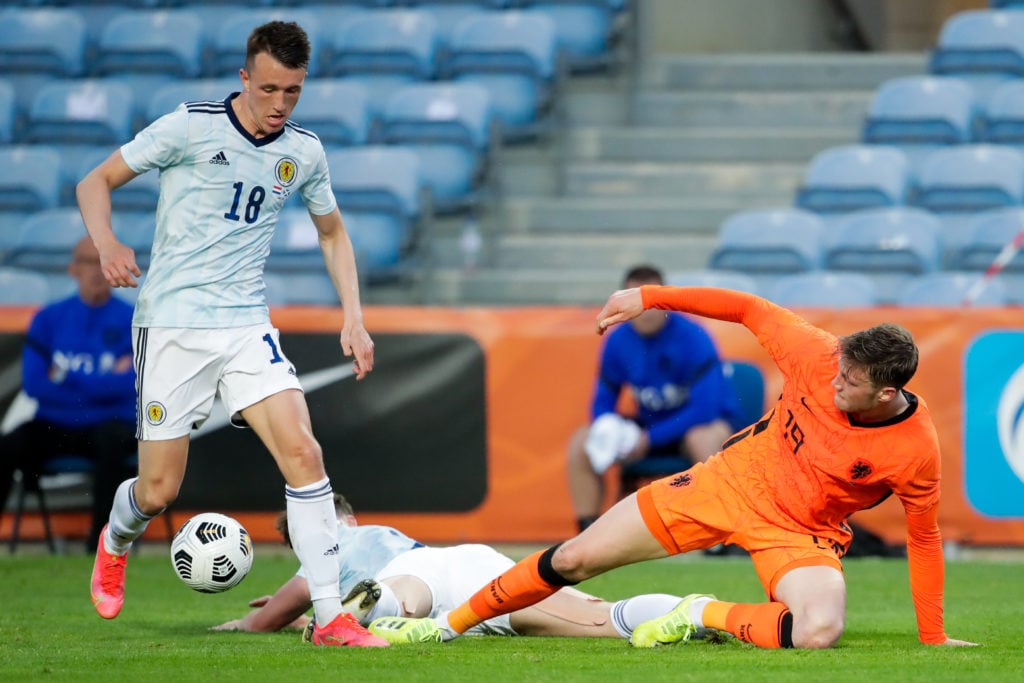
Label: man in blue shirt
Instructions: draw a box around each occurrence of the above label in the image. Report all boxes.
[566,265,744,532]
[0,238,136,551]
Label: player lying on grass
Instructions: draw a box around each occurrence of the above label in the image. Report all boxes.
[213,494,708,641]
[366,286,978,650]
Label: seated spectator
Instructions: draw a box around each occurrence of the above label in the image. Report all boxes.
[0,237,137,550]
[566,264,744,532]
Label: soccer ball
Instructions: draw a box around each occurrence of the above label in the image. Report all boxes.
[170,512,254,593]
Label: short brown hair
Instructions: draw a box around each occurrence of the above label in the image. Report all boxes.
[839,323,918,389]
[275,493,354,547]
[623,264,664,287]
[246,21,311,71]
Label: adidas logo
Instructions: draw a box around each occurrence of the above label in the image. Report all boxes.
[209,151,230,166]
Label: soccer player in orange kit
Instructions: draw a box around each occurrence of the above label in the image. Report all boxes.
[368,286,977,650]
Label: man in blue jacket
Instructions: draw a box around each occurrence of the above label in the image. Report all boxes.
[566,265,745,533]
[0,237,137,550]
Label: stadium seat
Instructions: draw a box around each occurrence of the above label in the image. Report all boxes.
[949,207,1024,275]
[0,146,62,212]
[292,79,372,146]
[145,77,239,125]
[767,272,879,308]
[115,212,156,269]
[896,271,1009,307]
[0,80,15,144]
[824,207,943,275]
[445,11,559,138]
[795,145,911,214]
[0,8,87,77]
[912,144,1024,213]
[25,80,135,145]
[980,79,1024,144]
[70,147,160,212]
[379,82,494,211]
[522,0,626,72]
[664,269,760,295]
[0,267,50,305]
[93,10,205,78]
[5,208,89,272]
[708,208,826,274]
[209,10,320,77]
[862,76,978,145]
[325,146,424,278]
[930,9,1024,77]
[404,2,496,47]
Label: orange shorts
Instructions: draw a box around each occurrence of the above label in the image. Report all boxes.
[637,462,844,600]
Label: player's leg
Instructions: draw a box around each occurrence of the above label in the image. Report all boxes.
[683,418,734,463]
[566,424,603,531]
[772,565,846,648]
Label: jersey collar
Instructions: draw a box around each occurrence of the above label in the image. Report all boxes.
[224,92,286,147]
[848,390,919,428]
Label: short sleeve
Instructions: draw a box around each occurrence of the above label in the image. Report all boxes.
[120,104,189,174]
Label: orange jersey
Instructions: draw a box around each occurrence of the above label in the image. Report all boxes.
[641,286,947,644]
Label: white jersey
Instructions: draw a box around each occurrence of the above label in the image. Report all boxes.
[296,524,422,598]
[120,93,336,328]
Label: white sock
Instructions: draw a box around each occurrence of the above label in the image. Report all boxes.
[434,611,459,641]
[610,594,684,638]
[105,478,156,555]
[690,596,713,628]
[286,477,342,627]
[363,583,402,624]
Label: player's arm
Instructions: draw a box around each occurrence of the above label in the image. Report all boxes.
[211,576,312,632]
[76,150,142,288]
[309,208,374,380]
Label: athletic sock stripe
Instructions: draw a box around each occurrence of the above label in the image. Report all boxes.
[286,480,333,501]
[609,600,631,637]
[779,610,794,649]
[127,480,156,521]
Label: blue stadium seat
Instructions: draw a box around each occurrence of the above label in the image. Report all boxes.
[0,8,87,77]
[292,79,372,146]
[0,267,50,305]
[824,207,943,275]
[404,2,497,47]
[767,272,879,309]
[5,208,87,272]
[912,144,1024,213]
[949,207,1024,274]
[146,78,239,125]
[897,271,1009,307]
[93,9,205,78]
[114,212,156,269]
[0,80,15,143]
[522,0,626,72]
[266,207,326,273]
[0,146,61,212]
[26,80,135,145]
[445,11,559,138]
[862,76,978,145]
[795,145,911,214]
[71,147,160,211]
[326,146,424,278]
[708,208,826,274]
[665,269,760,295]
[324,9,439,79]
[209,10,320,77]
[930,9,1024,77]
[379,82,493,211]
[981,79,1024,144]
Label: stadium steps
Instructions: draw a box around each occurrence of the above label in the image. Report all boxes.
[422,52,927,305]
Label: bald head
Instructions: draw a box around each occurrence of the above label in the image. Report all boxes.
[69,237,111,305]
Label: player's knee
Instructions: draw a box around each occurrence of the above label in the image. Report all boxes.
[549,543,596,583]
[134,478,179,513]
[285,438,323,469]
[792,612,844,649]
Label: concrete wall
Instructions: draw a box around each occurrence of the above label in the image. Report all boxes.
[639,0,990,55]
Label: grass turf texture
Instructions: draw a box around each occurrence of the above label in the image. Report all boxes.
[1,548,1020,682]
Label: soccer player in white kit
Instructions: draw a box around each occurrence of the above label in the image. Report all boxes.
[76,21,387,647]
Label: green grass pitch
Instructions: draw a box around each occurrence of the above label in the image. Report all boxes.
[1,547,1020,682]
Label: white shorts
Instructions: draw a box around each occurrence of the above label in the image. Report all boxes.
[133,324,302,440]
[376,545,517,636]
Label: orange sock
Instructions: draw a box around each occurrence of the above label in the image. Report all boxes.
[701,600,793,648]
[447,548,564,634]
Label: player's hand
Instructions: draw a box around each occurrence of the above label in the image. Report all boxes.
[596,288,645,335]
[97,239,141,288]
[340,323,375,380]
[934,637,979,647]
[210,619,242,631]
[248,596,273,608]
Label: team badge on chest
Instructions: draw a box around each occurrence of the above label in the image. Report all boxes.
[273,157,298,201]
